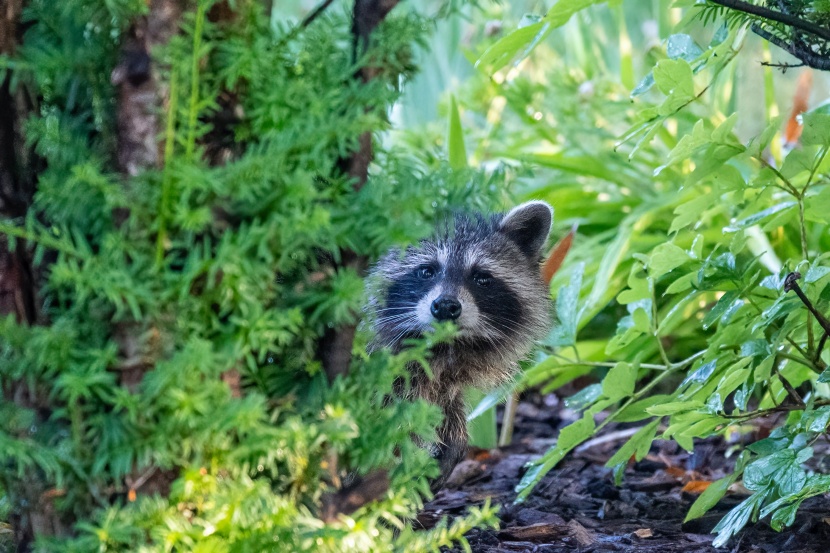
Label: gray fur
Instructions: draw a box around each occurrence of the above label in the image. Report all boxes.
[366,201,553,489]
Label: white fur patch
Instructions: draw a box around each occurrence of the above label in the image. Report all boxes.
[416,285,443,325]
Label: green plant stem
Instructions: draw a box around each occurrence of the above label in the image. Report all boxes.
[156,71,179,268]
[0,222,80,257]
[720,399,830,422]
[778,351,822,374]
[185,2,206,160]
[756,155,800,197]
[498,392,519,447]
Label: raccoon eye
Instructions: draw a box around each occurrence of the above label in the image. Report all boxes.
[416,266,436,280]
[472,271,492,287]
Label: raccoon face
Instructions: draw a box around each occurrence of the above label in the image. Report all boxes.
[370,201,553,352]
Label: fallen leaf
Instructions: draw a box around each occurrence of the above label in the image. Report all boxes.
[682,480,712,494]
[542,224,577,284]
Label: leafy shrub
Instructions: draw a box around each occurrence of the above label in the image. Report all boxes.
[0,1,504,550]
[457,1,830,546]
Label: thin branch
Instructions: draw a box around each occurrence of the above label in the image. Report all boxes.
[816,333,828,365]
[300,0,336,28]
[785,272,830,337]
[709,0,830,42]
[760,61,806,70]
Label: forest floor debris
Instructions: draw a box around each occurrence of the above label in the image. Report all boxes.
[419,394,830,552]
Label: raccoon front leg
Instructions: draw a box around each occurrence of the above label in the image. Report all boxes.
[430,390,468,491]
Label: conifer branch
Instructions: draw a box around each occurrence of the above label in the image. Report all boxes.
[319,0,401,382]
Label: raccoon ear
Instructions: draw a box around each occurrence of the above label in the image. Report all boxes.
[498,201,553,257]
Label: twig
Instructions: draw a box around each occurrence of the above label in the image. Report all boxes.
[816,333,828,365]
[775,366,804,406]
[760,61,806,70]
[784,272,830,336]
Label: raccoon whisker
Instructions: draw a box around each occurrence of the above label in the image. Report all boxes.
[375,314,420,325]
[373,306,418,313]
[479,314,540,336]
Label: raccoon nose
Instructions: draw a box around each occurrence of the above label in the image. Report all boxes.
[431,297,462,321]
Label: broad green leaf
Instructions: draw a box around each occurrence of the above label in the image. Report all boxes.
[555,413,597,451]
[467,385,510,421]
[466,388,497,448]
[476,21,550,73]
[549,262,585,347]
[667,33,703,62]
[712,489,768,547]
[702,290,740,330]
[805,264,830,284]
[801,112,830,147]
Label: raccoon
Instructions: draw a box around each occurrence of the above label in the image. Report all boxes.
[367,201,554,489]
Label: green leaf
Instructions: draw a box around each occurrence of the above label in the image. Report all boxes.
[653,59,694,97]
[685,476,732,522]
[549,262,585,347]
[667,33,703,62]
[702,290,740,330]
[516,414,596,500]
[805,264,830,284]
[447,95,467,170]
[564,383,602,410]
[647,400,704,416]
[605,419,660,468]
[614,394,673,422]
[557,413,597,451]
[724,202,797,232]
[467,386,510,421]
[601,362,637,400]
[476,0,606,73]
[801,112,830,147]
[669,192,714,233]
[466,388,497,448]
[648,243,691,278]
[475,21,550,73]
[711,488,769,547]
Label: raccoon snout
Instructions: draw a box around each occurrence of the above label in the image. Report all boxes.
[430,296,462,321]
